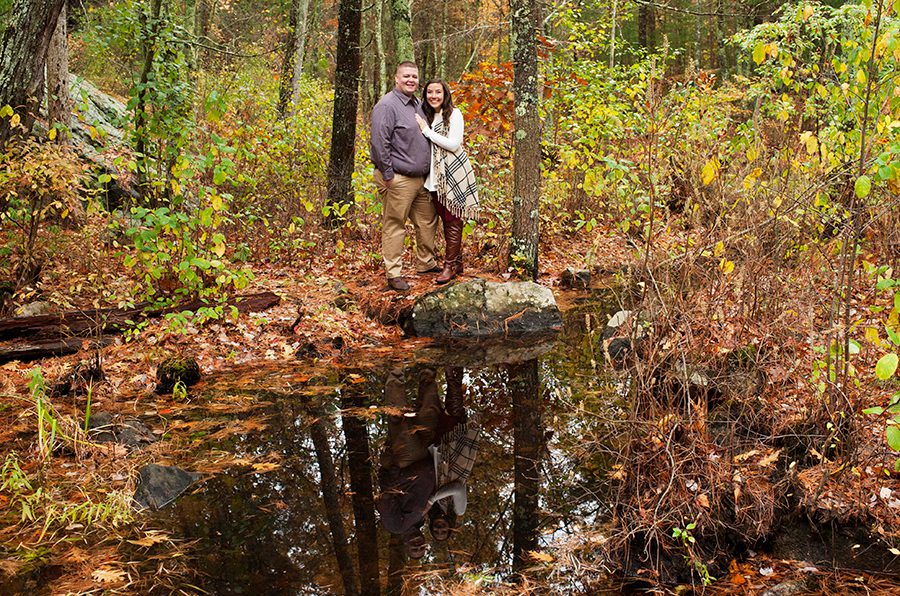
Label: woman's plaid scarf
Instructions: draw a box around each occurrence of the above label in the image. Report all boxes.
[432,113,480,220]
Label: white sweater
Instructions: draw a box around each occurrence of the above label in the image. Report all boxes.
[422,108,465,192]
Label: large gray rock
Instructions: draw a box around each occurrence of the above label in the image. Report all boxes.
[403,279,562,339]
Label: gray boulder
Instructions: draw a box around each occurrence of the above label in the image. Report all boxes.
[403,279,562,339]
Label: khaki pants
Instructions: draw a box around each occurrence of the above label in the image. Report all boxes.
[374,170,439,279]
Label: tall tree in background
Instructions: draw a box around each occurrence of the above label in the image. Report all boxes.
[193,0,212,67]
[508,0,541,280]
[47,4,71,142]
[324,0,362,223]
[278,0,311,117]
[0,0,66,145]
[391,0,413,62]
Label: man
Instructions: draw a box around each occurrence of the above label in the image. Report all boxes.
[370,61,440,291]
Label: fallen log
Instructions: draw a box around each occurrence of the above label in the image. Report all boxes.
[0,292,280,363]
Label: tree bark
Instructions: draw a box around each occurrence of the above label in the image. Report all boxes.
[309,409,361,596]
[193,0,212,68]
[324,0,362,223]
[637,3,656,51]
[46,4,70,142]
[390,0,414,63]
[134,0,163,201]
[508,0,541,280]
[509,359,542,572]
[278,0,311,117]
[0,0,66,145]
[374,0,386,97]
[341,394,381,596]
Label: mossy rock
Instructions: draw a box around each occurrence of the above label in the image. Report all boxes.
[155,356,201,394]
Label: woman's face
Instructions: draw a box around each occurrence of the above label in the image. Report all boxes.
[426,83,445,110]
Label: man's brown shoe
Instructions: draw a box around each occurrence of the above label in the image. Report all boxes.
[418,265,442,275]
[387,277,410,291]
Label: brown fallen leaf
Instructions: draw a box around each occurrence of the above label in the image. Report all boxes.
[92,567,127,583]
[528,550,554,563]
[251,462,281,473]
[757,449,782,468]
[127,531,171,547]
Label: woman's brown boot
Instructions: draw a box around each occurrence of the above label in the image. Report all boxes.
[436,219,463,285]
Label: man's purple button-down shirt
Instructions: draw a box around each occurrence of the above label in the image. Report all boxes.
[370,88,431,181]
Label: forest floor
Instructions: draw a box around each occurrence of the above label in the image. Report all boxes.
[1,220,899,594]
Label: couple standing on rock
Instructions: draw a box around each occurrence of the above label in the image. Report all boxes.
[370,61,480,292]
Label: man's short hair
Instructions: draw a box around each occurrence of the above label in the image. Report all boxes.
[396,61,418,73]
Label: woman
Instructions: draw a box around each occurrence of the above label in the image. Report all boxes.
[425,366,480,543]
[415,80,479,284]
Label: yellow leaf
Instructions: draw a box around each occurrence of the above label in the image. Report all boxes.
[866,327,881,345]
[701,158,720,186]
[528,550,554,563]
[803,4,814,21]
[48,127,57,141]
[713,241,725,257]
[10,113,20,127]
[720,259,735,275]
[746,145,759,162]
[210,194,223,211]
[251,462,281,473]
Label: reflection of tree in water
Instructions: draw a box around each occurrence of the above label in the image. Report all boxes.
[157,353,603,593]
[509,359,542,573]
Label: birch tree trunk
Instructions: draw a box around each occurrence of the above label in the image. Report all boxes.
[390,0,414,63]
[0,0,66,145]
[508,0,541,280]
[47,4,70,142]
[278,0,310,117]
[324,0,362,223]
[374,0,386,96]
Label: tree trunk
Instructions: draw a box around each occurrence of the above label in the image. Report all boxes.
[324,0,362,223]
[390,0,414,63]
[637,3,656,51]
[46,4,70,142]
[309,409,360,596]
[374,0,386,97]
[609,0,617,68]
[341,394,380,596]
[509,359,542,572]
[508,0,541,280]
[0,0,66,145]
[279,0,311,117]
[193,0,212,68]
[134,0,163,201]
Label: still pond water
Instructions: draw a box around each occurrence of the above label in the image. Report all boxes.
[152,297,621,594]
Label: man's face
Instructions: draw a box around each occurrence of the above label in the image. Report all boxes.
[395,66,419,97]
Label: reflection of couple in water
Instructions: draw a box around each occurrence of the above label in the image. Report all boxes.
[376,366,480,559]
